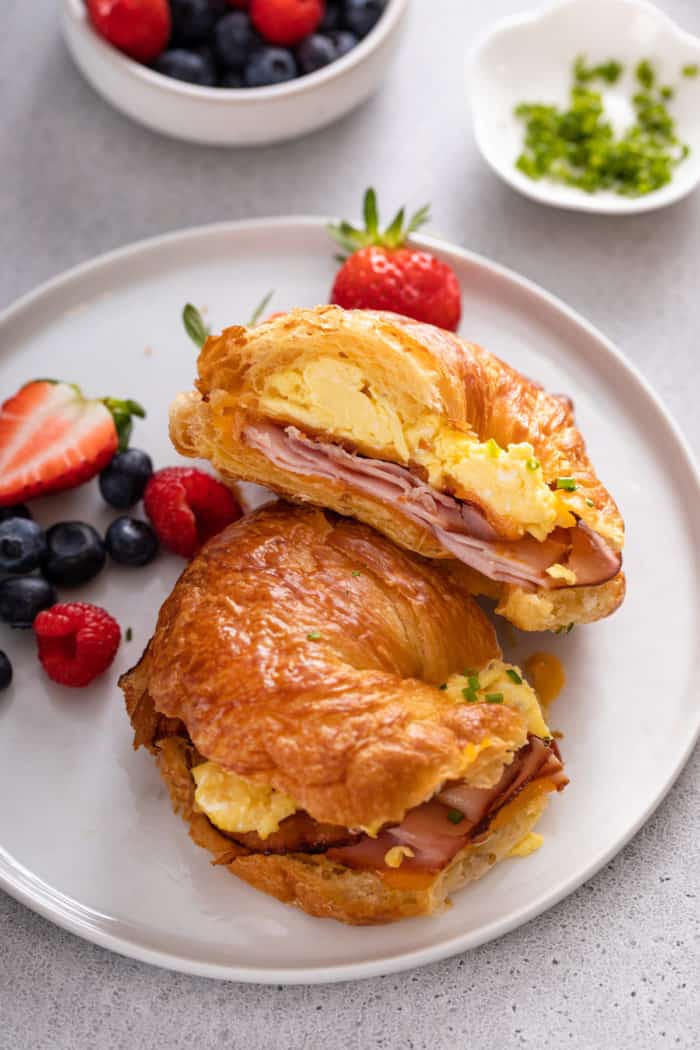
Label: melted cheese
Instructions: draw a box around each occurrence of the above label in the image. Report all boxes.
[444,659,550,739]
[258,358,576,540]
[524,652,566,709]
[508,831,544,858]
[192,763,297,839]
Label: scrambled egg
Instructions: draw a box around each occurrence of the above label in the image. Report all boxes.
[192,762,297,839]
[443,659,551,740]
[508,832,544,858]
[259,357,576,540]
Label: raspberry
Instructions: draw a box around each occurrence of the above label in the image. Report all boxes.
[144,467,243,558]
[250,0,324,46]
[34,603,121,688]
[86,0,171,63]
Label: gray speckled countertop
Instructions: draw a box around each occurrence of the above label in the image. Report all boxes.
[2,1,699,1046]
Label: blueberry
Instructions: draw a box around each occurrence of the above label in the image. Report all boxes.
[343,0,387,37]
[170,0,227,46]
[0,518,47,574]
[195,44,219,83]
[153,49,216,86]
[320,2,343,31]
[0,504,31,523]
[99,449,153,509]
[328,30,358,58]
[220,69,244,88]
[244,47,298,88]
[215,12,261,72]
[0,577,56,629]
[105,517,159,567]
[0,651,11,690]
[297,34,337,75]
[43,522,106,587]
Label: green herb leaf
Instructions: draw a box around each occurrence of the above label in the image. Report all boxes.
[248,290,275,326]
[485,693,504,704]
[462,687,478,703]
[556,477,578,491]
[506,668,523,684]
[447,809,464,825]
[183,303,210,349]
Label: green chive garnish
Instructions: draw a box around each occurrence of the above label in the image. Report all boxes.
[307,631,321,640]
[463,668,476,678]
[485,693,504,704]
[462,688,478,703]
[506,669,522,685]
[351,570,362,577]
[585,497,595,507]
[526,457,540,471]
[683,64,699,77]
[468,675,480,691]
[125,627,133,642]
[556,477,577,491]
[447,809,464,824]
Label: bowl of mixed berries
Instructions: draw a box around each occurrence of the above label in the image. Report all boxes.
[61,0,408,144]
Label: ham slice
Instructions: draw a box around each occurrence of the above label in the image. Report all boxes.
[327,736,568,875]
[243,422,620,591]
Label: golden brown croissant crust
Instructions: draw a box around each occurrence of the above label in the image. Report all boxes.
[169,306,625,632]
[120,503,531,834]
[126,686,552,925]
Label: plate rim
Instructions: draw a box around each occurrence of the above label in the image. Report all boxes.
[1,216,699,984]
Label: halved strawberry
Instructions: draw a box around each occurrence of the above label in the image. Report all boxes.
[0,380,145,507]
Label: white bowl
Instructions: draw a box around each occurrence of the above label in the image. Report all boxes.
[467,0,700,214]
[61,0,408,146]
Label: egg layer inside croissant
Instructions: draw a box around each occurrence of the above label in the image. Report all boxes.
[257,357,578,543]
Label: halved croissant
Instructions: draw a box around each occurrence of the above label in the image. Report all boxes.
[170,305,625,630]
[120,503,566,924]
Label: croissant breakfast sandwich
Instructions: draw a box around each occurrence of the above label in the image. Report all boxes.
[170,306,624,632]
[121,503,567,925]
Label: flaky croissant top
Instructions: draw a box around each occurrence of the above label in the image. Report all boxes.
[121,504,545,833]
[170,306,625,631]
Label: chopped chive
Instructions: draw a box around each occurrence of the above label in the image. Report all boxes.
[526,457,540,471]
[307,631,322,640]
[636,59,655,90]
[447,809,464,824]
[682,63,698,77]
[556,622,575,635]
[660,85,674,100]
[556,476,577,491]
[351,570,362,577]
[506,668,523,685]
[125,626,133,642]
[485,693,504,704]
[585,497,595,508]
[439,683,448,690]
[468,675,480,691]
[462,688,478,703]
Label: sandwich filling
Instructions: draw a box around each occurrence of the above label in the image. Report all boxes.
[192,735,567,878]
[243,421,621,592]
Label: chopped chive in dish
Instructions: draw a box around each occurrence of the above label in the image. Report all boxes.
[515,56,692,196]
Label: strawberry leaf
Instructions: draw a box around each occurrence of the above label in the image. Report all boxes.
[183,303,210,349]
[248,289,275,326]
[103,398,146,452]
[328,189,432,255]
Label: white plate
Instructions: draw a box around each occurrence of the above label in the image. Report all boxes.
[468,0,700,214]
[1,219,698,984]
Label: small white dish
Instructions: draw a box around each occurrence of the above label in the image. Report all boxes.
[468,0,700,214]
[60,0,408,146]
[1,218,699,982]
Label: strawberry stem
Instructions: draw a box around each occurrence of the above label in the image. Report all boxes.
[328,188,431,258]
[183,303,210,349]
[102,398,146,452]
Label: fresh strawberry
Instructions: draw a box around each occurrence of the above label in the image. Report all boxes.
[250,0,324,46]
[34,602,121,687]
[86,0,171,62]
[144,467,242,558]
[329,188,462,332]
[0,380,144,507]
